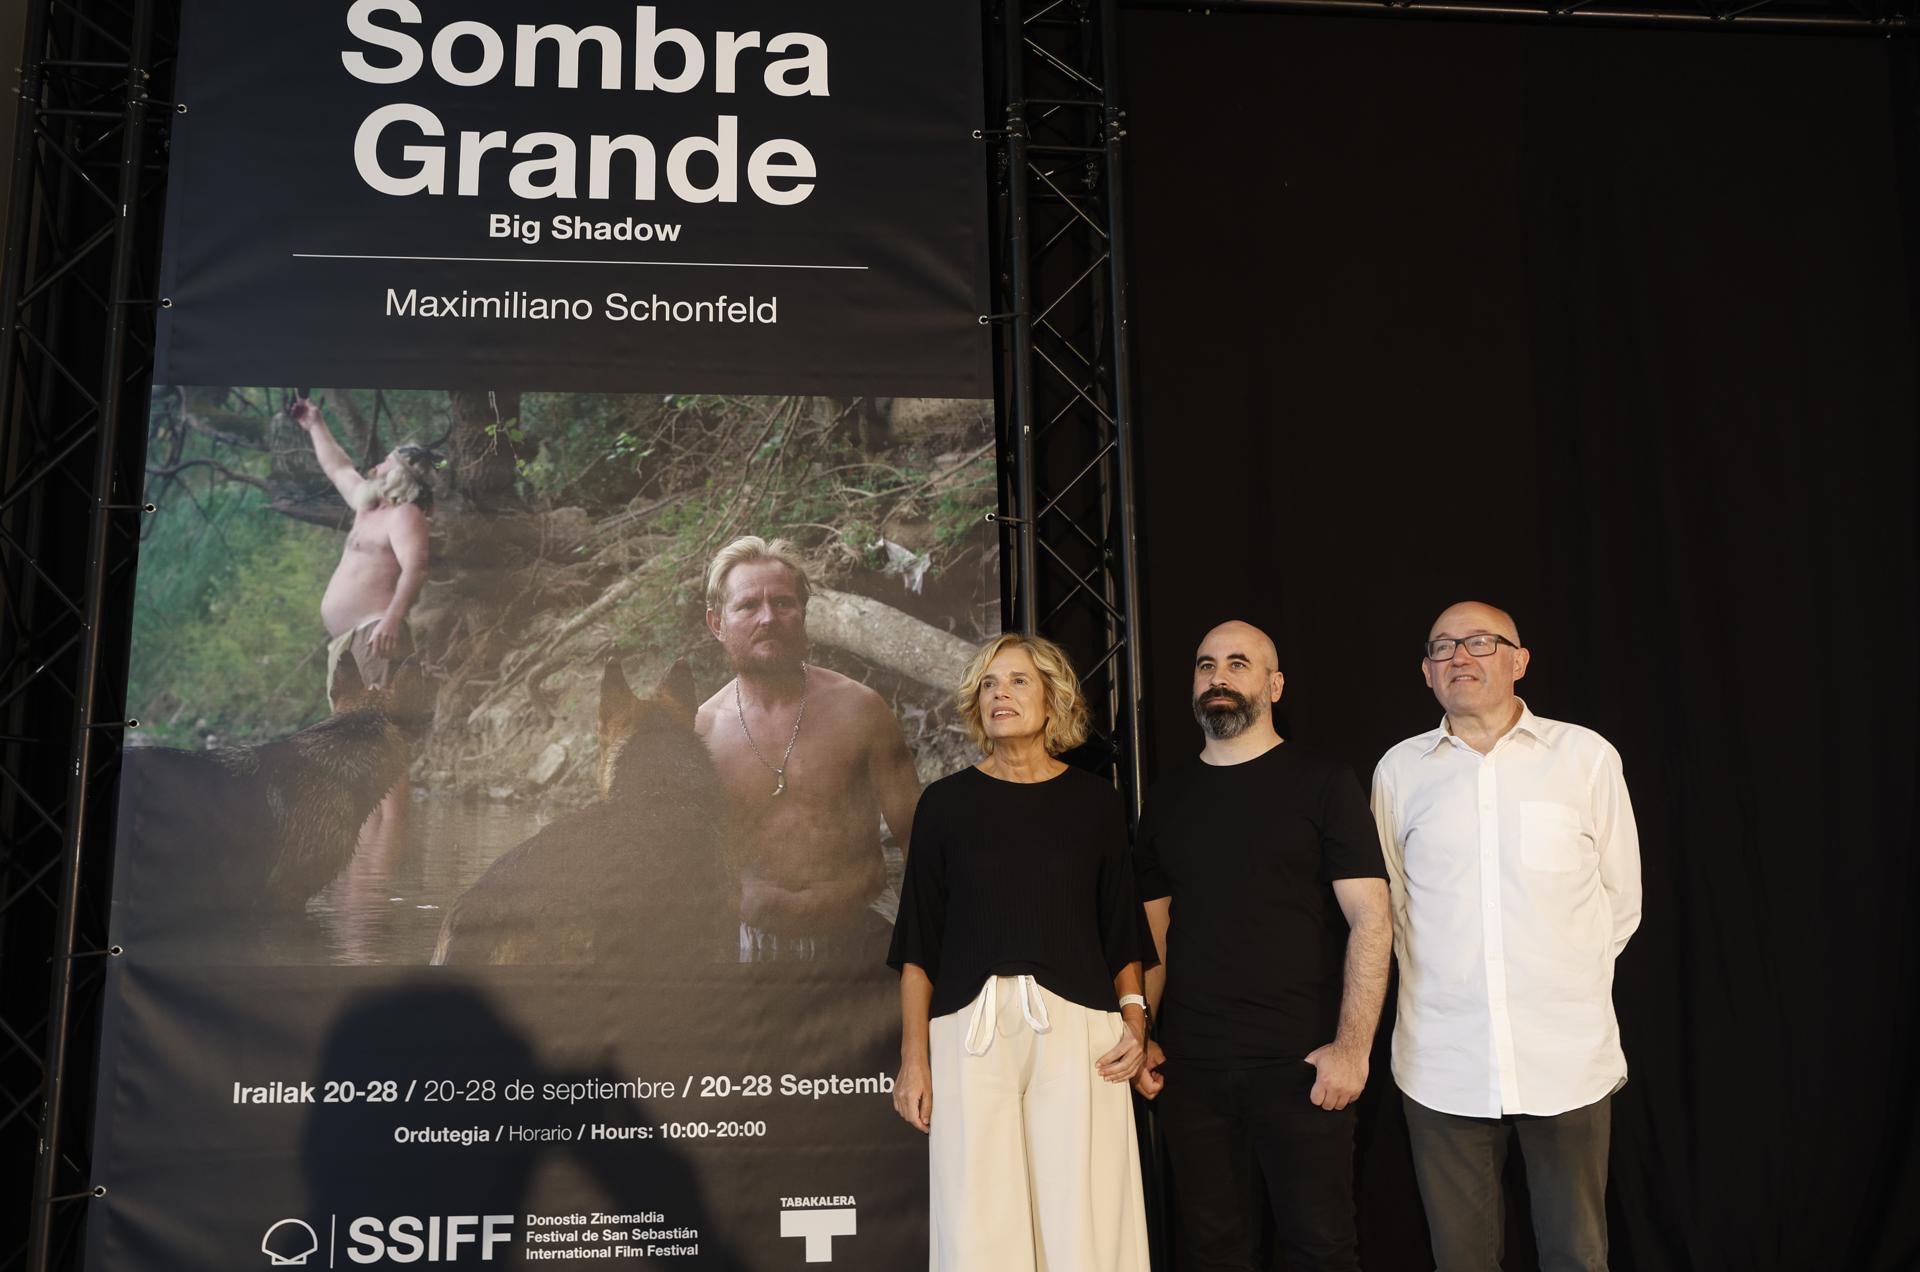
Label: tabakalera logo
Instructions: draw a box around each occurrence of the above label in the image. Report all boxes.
[778,1196,856,1264]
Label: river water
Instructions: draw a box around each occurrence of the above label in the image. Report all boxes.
[199,790,902,968]
[290,792,549,966]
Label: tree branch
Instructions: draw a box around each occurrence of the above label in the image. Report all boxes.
[146,458,272,493]
[179,410,272,450]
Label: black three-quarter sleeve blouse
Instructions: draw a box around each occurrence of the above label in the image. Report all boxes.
[886,763,1157,1018]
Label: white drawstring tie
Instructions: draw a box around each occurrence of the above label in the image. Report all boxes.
[962,975,1052,1056]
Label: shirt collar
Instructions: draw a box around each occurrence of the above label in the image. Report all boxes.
[1421,699,1542,755]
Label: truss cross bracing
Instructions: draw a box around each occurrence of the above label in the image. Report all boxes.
[0,1,176,1268]
[990,0,1148,814]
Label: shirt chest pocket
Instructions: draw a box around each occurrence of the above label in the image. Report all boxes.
[1518,800,1589,873]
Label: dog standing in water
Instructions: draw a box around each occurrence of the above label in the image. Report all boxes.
[431,659,733,966]
[114,653,420,956]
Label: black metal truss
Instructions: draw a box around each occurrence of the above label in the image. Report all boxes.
[988,0,1149,815]
[1122,0,1916,33]
[0,0,176,1269]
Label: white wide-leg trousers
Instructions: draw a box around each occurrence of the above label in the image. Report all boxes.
[927,976,1150,1272]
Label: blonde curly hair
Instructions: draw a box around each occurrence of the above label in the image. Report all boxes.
[956,633,1090,756]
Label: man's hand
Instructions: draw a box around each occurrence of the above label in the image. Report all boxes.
[1096,1014,1147,1084]
[1133,1039,1166,1100]
[892,1057,932,1133]
[368,614,406,658]
[1303,1042,1368,1110]
[294,397,365,503]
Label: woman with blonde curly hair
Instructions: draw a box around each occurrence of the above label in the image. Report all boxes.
[887,632,1154,1271]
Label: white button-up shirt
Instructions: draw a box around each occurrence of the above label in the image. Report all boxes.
[1371,703,1641,1118]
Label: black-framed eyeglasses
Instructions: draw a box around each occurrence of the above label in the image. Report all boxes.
[1424,634,1520,661]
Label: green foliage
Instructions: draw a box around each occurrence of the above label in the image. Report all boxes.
[129,409,341,744]
[514,392,663,507]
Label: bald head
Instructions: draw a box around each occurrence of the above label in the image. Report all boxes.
[1191,620,1285,745]
[1422,600,1529,723]
[1429,601,1520,646]
[1199,620,1280,676]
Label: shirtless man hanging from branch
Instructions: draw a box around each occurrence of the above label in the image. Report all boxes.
[290,396,434,706]
[695,536,924,962]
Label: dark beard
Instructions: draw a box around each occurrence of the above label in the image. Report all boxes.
[733,633,806,679]
[1193,687,1261,740]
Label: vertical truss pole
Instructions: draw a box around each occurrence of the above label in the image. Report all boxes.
[1097,0,1145,806]
[1002,0,1041,634]
[990,0,1145,812]
[0,0,172,1265]
[0,7,51,405]
[28,0,155,1263]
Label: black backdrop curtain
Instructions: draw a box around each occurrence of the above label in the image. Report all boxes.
[1119,12,1918,1271]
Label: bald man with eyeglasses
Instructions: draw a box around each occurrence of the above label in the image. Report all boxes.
[1371,601,1642,1272]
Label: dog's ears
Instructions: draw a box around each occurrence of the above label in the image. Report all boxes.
[654,658,697,717]
[385,655,431,732]
[600,658,641,729]
[332,650,367,704]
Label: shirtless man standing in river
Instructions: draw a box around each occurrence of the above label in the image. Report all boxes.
[695,536,924,962]
[291,397,435,955]
[290,397,432,703]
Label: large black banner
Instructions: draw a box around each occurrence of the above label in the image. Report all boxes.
[90,3,994,1269]
[155,0,990,396]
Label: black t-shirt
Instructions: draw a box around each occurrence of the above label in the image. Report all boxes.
[887,764,1157,1018]
[1135,742,1386,1064]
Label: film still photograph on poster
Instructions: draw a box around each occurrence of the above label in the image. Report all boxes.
[90,384,996,1269]
[118,385,993,967]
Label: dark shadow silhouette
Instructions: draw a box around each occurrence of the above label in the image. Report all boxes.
[302,983,741,1268]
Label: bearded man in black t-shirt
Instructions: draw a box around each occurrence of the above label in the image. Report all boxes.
[1134,620,1392,1272]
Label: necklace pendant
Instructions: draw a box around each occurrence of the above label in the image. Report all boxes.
[771,777,785,797]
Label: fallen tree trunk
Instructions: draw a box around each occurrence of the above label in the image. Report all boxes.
[469,579,982,728]
[807,588,977,691]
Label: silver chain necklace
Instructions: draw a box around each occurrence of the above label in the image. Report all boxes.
[735,663,808,797]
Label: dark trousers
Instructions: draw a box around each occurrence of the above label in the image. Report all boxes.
[1400,1092,1612,1272]
[1157,1059,1360,1271]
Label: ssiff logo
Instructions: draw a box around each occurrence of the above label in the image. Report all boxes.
[261,1219,319,1266]
[778,1196,856,1263]
[260,1215,514,1265]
